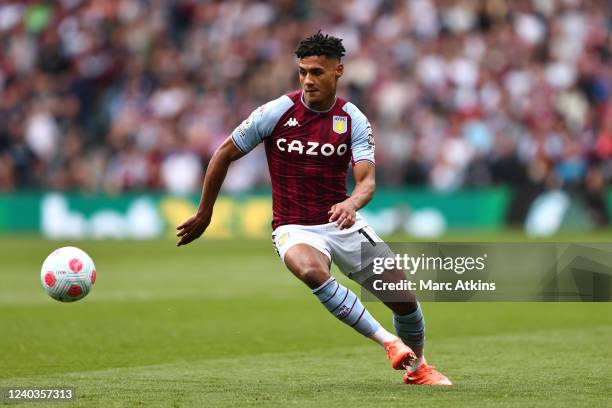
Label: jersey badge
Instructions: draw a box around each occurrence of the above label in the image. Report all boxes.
[333,116,347,134]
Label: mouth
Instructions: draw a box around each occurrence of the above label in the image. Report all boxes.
[305,89,319,95]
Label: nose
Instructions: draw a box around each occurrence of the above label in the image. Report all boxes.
[304,74,314,86]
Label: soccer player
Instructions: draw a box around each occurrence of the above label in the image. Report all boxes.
[176,32,451,385]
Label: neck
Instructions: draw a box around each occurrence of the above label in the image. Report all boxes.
[302,93,336,113]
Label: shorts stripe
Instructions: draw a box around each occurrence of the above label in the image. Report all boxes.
[358,228,376,246]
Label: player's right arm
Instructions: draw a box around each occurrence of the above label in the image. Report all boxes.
[176,95,292,246]
[176,137,244,246]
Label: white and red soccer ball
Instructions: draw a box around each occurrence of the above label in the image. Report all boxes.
[40,247,96,302]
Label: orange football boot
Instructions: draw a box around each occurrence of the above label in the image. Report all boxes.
[384,339,417,370]
[403,363,452,385]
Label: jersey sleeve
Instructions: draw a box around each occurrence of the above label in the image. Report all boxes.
[342,102,375,165]
[231,95,293,154]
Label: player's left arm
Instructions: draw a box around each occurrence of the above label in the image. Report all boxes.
[329,103,376,230]
[328,162,375,229]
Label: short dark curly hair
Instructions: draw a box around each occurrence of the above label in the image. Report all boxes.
[295,31,346,60]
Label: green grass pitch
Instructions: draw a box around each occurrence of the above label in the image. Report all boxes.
[1,235,611,407]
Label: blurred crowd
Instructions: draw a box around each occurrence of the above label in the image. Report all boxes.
[0,0,610,195]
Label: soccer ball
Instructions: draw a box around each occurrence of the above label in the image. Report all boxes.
[40,247,96,302]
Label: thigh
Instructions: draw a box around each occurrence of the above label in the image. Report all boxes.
[272,225,333,289]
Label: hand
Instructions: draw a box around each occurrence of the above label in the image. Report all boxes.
[328,199,357,230]
[176,213,211,246]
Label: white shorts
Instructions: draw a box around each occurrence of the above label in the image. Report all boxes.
[271,212,393,278]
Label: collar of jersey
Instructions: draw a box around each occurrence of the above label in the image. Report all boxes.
[300,91,337,114]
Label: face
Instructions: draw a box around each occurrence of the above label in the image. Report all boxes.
[298,55,343,110]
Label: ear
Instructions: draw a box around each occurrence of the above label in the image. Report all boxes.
[336,63,344,79]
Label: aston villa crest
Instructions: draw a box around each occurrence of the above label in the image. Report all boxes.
[333,116,347,134]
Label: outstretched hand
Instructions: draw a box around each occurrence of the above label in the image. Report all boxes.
[328,199,357,230]
[176,213,211,246]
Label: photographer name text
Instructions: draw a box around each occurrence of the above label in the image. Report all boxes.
[373,279,496,291]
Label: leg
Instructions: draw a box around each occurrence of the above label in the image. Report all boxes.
[283,243,408,364]
[284,243,331,289]
[361,267,418,314]
[285,223,414,369]
[360,268,425,360]
[360,259,451,384]
[329,223,426,361]
[327,220,450,384]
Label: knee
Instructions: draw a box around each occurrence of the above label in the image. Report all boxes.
[294,264,330,289]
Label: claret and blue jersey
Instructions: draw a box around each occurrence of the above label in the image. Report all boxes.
[231,90,375,229]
